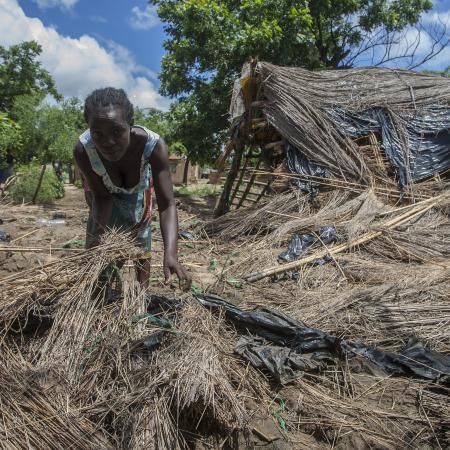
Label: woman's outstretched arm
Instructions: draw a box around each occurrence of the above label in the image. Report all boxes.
[150,138,192,289]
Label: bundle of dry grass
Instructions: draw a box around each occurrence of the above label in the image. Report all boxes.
[0,232,279,449]
[203,190,309,240]
[281,369,450,449]
[0,347,114,450]
[0,230,141,335]
[207,188,450,352]
[122,302,273,448]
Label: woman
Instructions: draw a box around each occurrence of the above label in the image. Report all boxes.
[74,87,191,289]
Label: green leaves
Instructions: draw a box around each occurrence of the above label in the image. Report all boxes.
[0,41,61,113]
[0,113,22,170]
[10,95,84,165]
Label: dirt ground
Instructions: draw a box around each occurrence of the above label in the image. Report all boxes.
[0,184,217,285]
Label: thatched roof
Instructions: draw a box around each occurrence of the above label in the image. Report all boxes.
[230,62,450,186]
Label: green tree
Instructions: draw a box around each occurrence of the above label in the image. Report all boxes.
[168,95,225,165]
[0,41,61,112]
[40,98,85,164]
[11,94,84,166]
[9,94,43,163]
[0,113,22,170]
[151,0,441,160]
[134,107,171,138]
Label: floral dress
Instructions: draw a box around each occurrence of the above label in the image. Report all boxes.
[79,125,159,252]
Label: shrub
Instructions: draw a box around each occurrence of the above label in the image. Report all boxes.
[10,163,65,204]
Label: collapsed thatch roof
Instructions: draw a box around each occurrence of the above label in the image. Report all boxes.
[230,62,450,186]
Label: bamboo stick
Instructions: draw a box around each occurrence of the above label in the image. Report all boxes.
[220,177,267,187]
[244,195,445,282]
[10,228,40,243]
[265,141,284,150]
[250,169,432,200]
[0,246,85,252]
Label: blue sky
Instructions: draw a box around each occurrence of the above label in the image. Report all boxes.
[19,0,166,78]
[1,0,449,110]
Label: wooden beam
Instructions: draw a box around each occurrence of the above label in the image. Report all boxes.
[230,149,252,204]
[221,177,267,187]
[215,142,244,217]
[255,179,272,203]
[265,140,284,150]
[237,157,262,209]
[251,100,265,108]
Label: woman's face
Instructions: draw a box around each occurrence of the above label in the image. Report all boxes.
[89,105,131,162]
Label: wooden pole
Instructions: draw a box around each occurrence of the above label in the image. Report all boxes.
[32,164,46,204]
[215,142,244,217]
[230,149,251,205]
[237,156,261,209]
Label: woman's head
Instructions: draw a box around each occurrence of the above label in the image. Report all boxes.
[84,87,134,162]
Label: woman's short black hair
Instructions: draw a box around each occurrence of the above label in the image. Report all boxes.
[84,87,134,124]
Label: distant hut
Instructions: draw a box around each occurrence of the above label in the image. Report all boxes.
[168,155,200,185]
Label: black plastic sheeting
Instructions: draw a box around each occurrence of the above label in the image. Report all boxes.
[0,230,11,242]
[327,106,450,186]
[128,295,184,355]
[196,293,450,385]
[273,227,337,282]
[285,143,329,195]
[129,331,165,354]
[178,230,195,241]
[278,226,337,263]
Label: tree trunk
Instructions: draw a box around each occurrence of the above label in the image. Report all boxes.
[182,158,190,185]
[32,164,46,204]
[68,164,74,184]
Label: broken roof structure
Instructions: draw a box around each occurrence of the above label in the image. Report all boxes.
[216,61,450,215]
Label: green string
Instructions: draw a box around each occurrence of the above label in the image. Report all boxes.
[272,396,287,430]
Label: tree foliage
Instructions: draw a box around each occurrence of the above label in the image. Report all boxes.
[41,98,85,164]
[0,41,61,112]
[135,107,171,138]
[0,113,22,170]
[151,0,440,161]
[10,94,84,164]
[10,162,65,204]
[135,106,191,160]
[167,96,225,165]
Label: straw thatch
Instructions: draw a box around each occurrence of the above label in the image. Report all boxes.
[3,182,450,448]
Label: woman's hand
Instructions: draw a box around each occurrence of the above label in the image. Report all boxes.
[163,252,192,291]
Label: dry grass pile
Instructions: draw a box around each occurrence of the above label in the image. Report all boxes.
[0,232,275,449]
[3,184,450,448]
[200,186,450,448]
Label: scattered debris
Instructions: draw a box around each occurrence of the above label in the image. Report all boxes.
[36,218,66,227]
[178,229,195,240]
[0,230,10,242]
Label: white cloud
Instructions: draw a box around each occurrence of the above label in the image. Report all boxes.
[393,8,450,70]
[129,5,159,30]
[33,0,79,10]
[352,8,450,71]
[0,0,169,110]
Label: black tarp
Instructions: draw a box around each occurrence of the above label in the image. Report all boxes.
[327,106,450,186]
[286,143,329,195]
[196,293,450,385]
[278,226,337,263]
